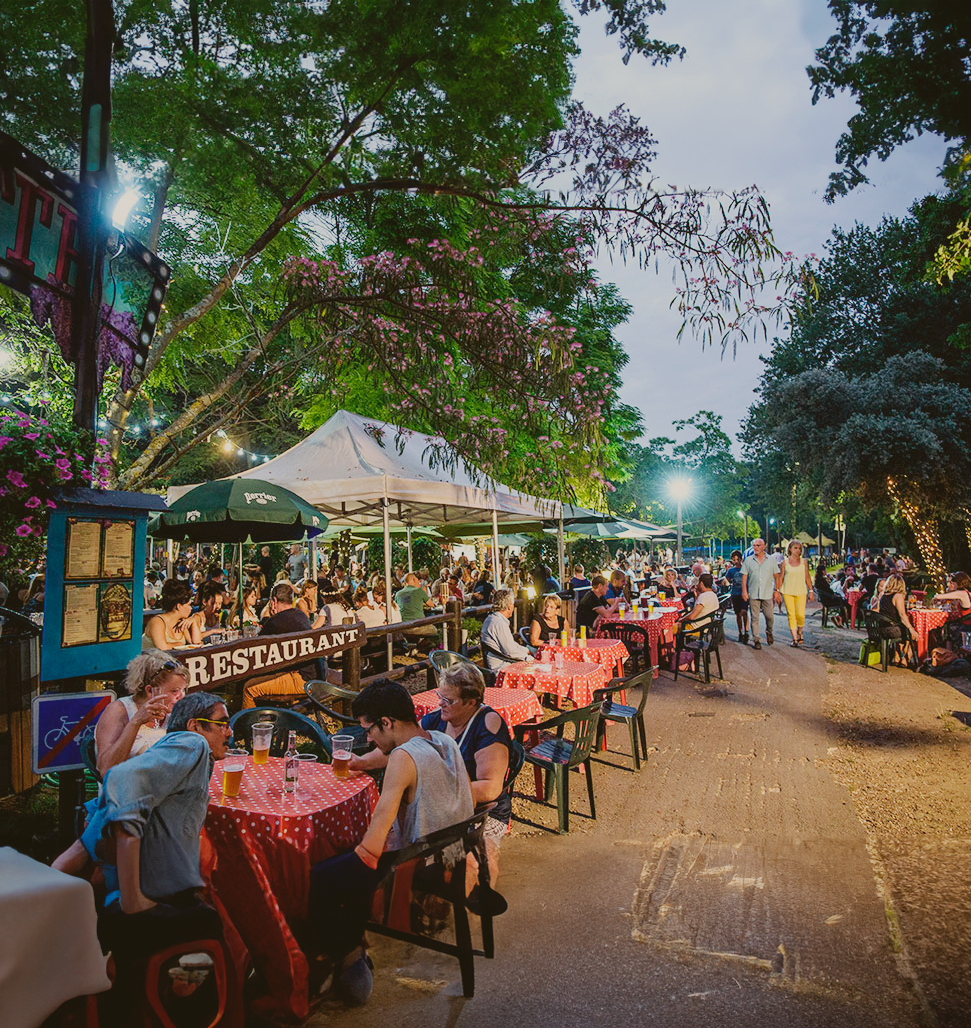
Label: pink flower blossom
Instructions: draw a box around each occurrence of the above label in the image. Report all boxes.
[0,436,13,448]
[24,432,40,440]
[55,457,71,471]
[7,470,27,489]
[25,496,41,509]
[15,523,32,538]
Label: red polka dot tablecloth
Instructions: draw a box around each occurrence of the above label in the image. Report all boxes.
[908,607,950,660]
[205,757,378,1018]
[412,686,544,729]
[594,610,679,675]
[846,589,864,629]
[495,659,605,707]
[536,637,629,679]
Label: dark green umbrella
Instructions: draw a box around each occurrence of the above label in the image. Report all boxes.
[148,479,327,543]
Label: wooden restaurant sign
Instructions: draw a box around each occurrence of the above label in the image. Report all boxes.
[182,622,365,690]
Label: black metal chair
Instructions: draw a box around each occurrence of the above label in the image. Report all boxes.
[227,707,331,757]
[860,610,917,671]
[516,626,531,648]
[365,808,504,997]
[593,668,657,771]
[673,609,724,683]
[596,622,650,674]
[513,701,603,833]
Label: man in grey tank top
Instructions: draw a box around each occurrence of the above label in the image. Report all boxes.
[307,680,473,1006]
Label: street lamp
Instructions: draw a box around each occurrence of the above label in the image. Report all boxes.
[669,477,692,567]
[766,516,776,549]
[736,510,748,552]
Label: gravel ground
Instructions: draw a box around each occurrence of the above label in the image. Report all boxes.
[795,608,971,1028]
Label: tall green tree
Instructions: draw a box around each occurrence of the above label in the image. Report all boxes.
[2,1,793,496]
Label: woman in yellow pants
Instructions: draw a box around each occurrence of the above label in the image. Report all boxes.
[775,541,814,647]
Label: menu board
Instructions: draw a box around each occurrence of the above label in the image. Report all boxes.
[59,518,137,649]
[98,582,133,642]
[61,583,101,647]
[65,519,102,579]
[102,521,134,578]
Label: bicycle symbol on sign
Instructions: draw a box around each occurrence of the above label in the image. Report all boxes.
[44,715,83,750]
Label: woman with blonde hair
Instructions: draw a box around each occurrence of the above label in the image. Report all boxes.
[878,574,918,651]
[529,594,565,646]
[774,540,814,647]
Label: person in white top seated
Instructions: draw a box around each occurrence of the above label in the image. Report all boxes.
[680,573,720,634]
[480,587,533,671]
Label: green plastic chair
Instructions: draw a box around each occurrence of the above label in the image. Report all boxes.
[513,701,603,833]
[302,680,372,755]
[228,707,330,757]
[593,667,657,771]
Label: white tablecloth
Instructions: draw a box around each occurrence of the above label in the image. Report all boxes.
[0,847,110,1027]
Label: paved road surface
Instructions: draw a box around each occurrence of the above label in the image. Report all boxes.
[309,639,929,1027]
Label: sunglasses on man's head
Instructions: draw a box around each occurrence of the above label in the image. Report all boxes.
[193,717,230,728]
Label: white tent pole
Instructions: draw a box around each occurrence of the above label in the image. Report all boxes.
[237,542,243,617]
[491,509,500,591]
[383,493,393,671]
[406,524,414,574]
[557,513,565,587]
[166,538,174,578]
[309,536,318,580]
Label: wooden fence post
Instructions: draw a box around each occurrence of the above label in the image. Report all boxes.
[342,617,361,691]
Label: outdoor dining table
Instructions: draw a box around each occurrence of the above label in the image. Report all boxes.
[203,756,379,1019]
[594,607,681,675]
[846,588,864,629]
[0,847,110,1028]
[908,607,950,660]
[411,686,544,729]
[536,636,629,679]
[495,659,606,707]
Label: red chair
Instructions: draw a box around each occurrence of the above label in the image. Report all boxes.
[143,938,235,1028]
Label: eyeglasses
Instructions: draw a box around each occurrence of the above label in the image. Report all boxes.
[436,693,461,707]
[193,717,230,728]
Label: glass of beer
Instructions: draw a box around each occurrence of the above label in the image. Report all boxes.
[251,722,274,765]
[222,749,247,798]
[331,735,354,780]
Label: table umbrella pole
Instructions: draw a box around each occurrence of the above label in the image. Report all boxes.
[383,493,393,671]
[238,542,243,621]
[557,513,565,588]
[491,509,500,591]
[406,524,414,575]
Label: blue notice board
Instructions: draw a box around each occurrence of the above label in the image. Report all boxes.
[32,691,115,773]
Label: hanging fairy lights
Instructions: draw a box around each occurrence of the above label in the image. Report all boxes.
[207,428,274,464]
[886,476,945,587]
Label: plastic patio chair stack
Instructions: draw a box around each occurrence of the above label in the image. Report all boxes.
[597,622,650,674]
[228,707,331,757]
[593,668,657,771]
[673,610,724,684]
[365,808,504,998]
[513,701,603,833]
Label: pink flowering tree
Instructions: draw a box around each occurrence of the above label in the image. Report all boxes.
[0,408,112,586]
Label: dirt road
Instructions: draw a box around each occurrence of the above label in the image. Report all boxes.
[308,620,969,1027]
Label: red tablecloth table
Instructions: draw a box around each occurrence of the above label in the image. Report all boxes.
[536,637,629,679]
[495,659,605,707]
[594,609,680,674]
[846,589,864,629]
[909,607,949,660]
[205,756,379,1019]
[411,686,544,728]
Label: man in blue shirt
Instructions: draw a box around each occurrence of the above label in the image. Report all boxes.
[741,538,778,649]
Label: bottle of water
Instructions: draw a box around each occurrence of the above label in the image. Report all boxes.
[283,730,299,793]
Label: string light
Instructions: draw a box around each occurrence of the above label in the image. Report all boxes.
[210,429,275,463]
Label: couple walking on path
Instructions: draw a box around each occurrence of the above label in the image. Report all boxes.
[740,538,814,649]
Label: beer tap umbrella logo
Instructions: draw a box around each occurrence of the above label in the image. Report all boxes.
[148,479,327,544]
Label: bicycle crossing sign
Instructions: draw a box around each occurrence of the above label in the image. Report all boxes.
[32,691,115,774]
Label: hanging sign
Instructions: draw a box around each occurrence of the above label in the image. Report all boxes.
[0,131,170,383]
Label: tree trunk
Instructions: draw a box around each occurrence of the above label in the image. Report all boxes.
[886,477,945,588]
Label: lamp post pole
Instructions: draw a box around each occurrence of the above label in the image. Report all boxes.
[676,499,683,567]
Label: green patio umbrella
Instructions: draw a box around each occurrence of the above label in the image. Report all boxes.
[149,479,327,543]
